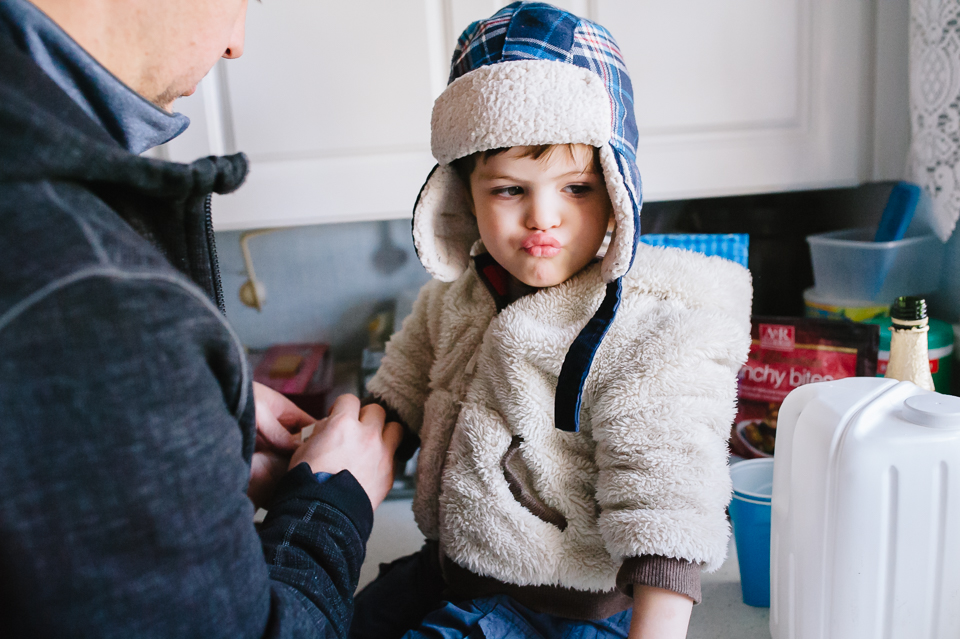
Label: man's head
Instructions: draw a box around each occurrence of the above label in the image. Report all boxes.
[30,0,249,111]
[454,144,612,289]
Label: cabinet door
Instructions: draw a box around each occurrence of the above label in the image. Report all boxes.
[159,0,449,230]
[595,0,872,201]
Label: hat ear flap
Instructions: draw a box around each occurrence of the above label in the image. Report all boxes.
[412,164,480,282]
[598,144,641,282]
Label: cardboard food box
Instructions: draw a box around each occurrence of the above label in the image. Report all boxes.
[732,318,878,459]
[251,343,333,418]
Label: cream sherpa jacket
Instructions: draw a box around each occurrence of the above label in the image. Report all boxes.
[368,242,752,594]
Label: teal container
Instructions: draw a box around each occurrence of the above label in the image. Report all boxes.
[729,459,774,607]
[862,316,954,393]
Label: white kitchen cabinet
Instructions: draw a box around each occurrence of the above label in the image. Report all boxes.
[156,0,903,231]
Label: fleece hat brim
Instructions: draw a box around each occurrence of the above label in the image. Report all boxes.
[413,59,639,284]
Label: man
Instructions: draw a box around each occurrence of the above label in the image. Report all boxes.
[0,0,402,636]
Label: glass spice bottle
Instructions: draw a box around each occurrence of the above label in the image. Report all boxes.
[883,296,935,391]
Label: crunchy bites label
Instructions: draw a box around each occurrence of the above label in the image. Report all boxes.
[738,344,856,402]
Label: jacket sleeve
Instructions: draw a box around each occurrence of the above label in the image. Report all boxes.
[589,264,753,574]
[259,465,373,637]
[0,273,369,639]
[365,280,443,434]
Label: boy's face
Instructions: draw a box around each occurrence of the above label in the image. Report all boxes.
[468,145,612,289]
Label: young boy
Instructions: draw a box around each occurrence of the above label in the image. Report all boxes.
[354,3,752,638]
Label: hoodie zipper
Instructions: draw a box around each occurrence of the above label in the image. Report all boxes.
[204,194,227,314]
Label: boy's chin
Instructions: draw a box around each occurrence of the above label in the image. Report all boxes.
[514,268,570,289]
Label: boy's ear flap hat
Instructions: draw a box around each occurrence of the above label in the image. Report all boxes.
[412,1,643,433]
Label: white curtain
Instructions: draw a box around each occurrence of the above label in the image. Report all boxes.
[909,0,960,241]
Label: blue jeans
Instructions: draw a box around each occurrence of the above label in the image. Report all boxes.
[351,544,632,639]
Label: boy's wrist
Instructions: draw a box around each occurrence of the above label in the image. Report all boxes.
[629,585,693,639]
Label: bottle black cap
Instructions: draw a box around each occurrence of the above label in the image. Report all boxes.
[890,296,927,321]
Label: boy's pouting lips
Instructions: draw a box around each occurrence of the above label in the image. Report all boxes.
[466,144,612,289]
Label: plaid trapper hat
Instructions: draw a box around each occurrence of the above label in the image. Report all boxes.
[411,1,643,432]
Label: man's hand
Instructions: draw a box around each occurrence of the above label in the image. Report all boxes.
[290,394,403,510]
[248,382,315,509]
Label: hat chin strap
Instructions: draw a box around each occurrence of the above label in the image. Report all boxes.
[554,277,623,432]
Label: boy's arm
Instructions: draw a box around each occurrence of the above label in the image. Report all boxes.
[365,280,444,434]
[629,586,693,639]
[590,266,752,592]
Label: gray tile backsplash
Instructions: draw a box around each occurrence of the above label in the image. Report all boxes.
[216,218,430,359]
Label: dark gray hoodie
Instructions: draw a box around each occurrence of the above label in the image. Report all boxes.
[0,16,371,639]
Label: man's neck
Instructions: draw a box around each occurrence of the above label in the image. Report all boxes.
[0,0,188,153]
[28,0,147,101]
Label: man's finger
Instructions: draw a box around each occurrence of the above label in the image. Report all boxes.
[253,382,315,432]
[256,412,301,452]
[358,402,386,427]
[327,394,361,420]
[383,421,404,453]
[270,398,314,431]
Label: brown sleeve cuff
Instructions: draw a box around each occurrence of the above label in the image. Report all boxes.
[616,555,702,605]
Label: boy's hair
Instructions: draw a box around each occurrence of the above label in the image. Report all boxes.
[451,144,601,187]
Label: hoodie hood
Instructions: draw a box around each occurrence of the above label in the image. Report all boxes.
[0,29,246,199]
[411,2,643,432]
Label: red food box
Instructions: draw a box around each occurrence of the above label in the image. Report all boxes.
[252,343,333,419]
[731,318,878,459]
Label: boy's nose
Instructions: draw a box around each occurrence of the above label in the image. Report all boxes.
[525,193,561,230]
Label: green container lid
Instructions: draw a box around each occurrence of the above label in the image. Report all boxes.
[863,316,954,351]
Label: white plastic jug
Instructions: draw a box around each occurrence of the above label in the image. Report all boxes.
[770,376,960,639]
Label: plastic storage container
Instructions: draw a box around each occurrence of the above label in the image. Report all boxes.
[770,377,960,639]
[806,228,944,303]
[803,286,889,322]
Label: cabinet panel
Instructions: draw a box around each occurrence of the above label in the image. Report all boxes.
[225,0,435,160]
[212,151,436,230]
[601,0,871,200]
[601,1,801,133]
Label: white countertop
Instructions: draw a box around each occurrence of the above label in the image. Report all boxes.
[362,498,771,638]
[691,538,770,638]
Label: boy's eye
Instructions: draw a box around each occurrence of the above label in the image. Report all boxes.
[564,184,592,196]
[493,186,523,197]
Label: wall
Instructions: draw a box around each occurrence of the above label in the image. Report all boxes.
[933,233,960,322]
[216,218,430,359]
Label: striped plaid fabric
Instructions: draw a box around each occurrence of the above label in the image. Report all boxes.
[450,2,638,161]
[639,234,751,268]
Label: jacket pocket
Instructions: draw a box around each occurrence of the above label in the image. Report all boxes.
[501,436,568,531]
